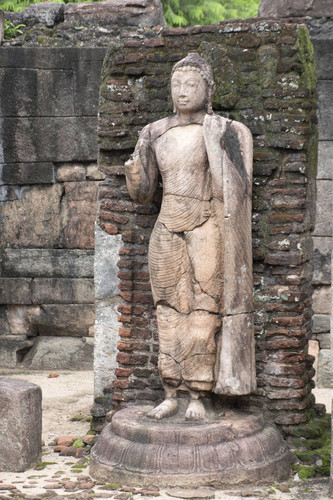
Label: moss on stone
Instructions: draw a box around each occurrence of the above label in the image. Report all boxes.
[297,25,316,93]
[292,414,331,477]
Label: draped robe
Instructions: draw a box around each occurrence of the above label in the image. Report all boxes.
[125,113,256,396]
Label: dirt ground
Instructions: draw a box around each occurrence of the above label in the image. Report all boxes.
[0,369,332,499]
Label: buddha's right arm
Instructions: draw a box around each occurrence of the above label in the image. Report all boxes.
[124,125,158,205]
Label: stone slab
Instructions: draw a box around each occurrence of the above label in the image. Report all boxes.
[312,39,333,81]
[317,81,333,142]
[313,314,330,334]
[3,117,98,163]
[312,180,332,237]
[259,0,333,17]
[90,405,291,487]
[0,336,34,368]
[317,349,333,388]
[62,181,99,249]
[317,142,333,180]
[3,184,64,247]
[37,304,95,336]
[22,336,93,369]
[0,68,74,117]
[312,286,331,315]
[2,248,94,278]
[31,278,94,304]
[0,47,91,70]
[312,237,331,285]
[94,226,122,396]
[0,278,32,304]
[0,377,42,471]
[1,162,55,184]
[64,0,166,27]
[314,333,331,349]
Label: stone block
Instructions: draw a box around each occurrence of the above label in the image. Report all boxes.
[0,47,79,70]
[312,39,333,81]
[313,314,330,334]
[94,226,122,396]
[22,336,93,370]
[95,226,121,301]
[0,378,42,471]
[23,3,64,27]
[0,336,34,368]
[0,68,74,117]
[64,0,166,27]
[259,0,333,17]
[1,163,55,184]
[38,304,95,336]
[312,237,331,285]
[6,305,40,335]
[32,278,94,304]
[0,305,10,335]
[3,117,98,163]
[317,142,333,180]
[313,286,331,314]
[317,349,333,388]
[56,164,86,182]
[62,181,99,249]
[312,180,332,237]
[87,164,106,180]
[3,184,64,247]
[317,81,333,141]
[73,57,104,116]
[0,278,32,304]
[314,333,331,349]
[3,249,94,278]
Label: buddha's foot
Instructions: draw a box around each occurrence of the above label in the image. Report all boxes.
[147,398,178,419]
[185,398,205,421]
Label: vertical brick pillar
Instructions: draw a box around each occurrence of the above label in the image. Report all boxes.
[96,19,317,434]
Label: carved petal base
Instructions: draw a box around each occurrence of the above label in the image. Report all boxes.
[90,405,292,488]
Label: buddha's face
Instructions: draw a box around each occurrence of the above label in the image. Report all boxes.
[171,68,207,115]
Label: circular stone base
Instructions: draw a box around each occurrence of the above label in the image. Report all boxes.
[90,405,292,488]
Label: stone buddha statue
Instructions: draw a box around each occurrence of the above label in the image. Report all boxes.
[125,53,256,421]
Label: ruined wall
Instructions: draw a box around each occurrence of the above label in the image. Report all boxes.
[0,0,165,370]
[258,2,333,388]
[96,19,318,433]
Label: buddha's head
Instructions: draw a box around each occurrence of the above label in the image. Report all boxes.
[171,53,215,115]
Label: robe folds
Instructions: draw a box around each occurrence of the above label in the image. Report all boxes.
[125,113,256,396]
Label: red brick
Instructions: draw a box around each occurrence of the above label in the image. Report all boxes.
[118,259,134,269]
[163,27,189,36]
[113,379,129,389]
[269,225,293,235]
[119,327,132,337]
[133,292,153,304]
[105,224,118,235]
[272,316,303,327]
[144,38,165,47]
[118,305,132,314]
[115,367,132,377]
[118,270,132,280]
[268,213,304,223]
[118,314,131,323]
[115,53,144,64]
[120,292,132,302]
[118,282,133,291]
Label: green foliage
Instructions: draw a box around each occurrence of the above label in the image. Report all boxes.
[161,0,261,27]
[4,19,25,38]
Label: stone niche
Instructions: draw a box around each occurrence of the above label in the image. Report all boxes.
[94,18,317,439]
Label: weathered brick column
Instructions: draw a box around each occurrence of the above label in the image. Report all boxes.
[95,18,317,434]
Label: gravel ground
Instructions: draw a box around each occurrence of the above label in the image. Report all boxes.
[0,370,331,500]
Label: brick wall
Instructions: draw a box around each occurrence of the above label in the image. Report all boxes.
[0,0,165,371]
[96,19,318,433]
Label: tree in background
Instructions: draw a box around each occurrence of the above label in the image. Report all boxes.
[1,0,260,22]
[162,0,261,26]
